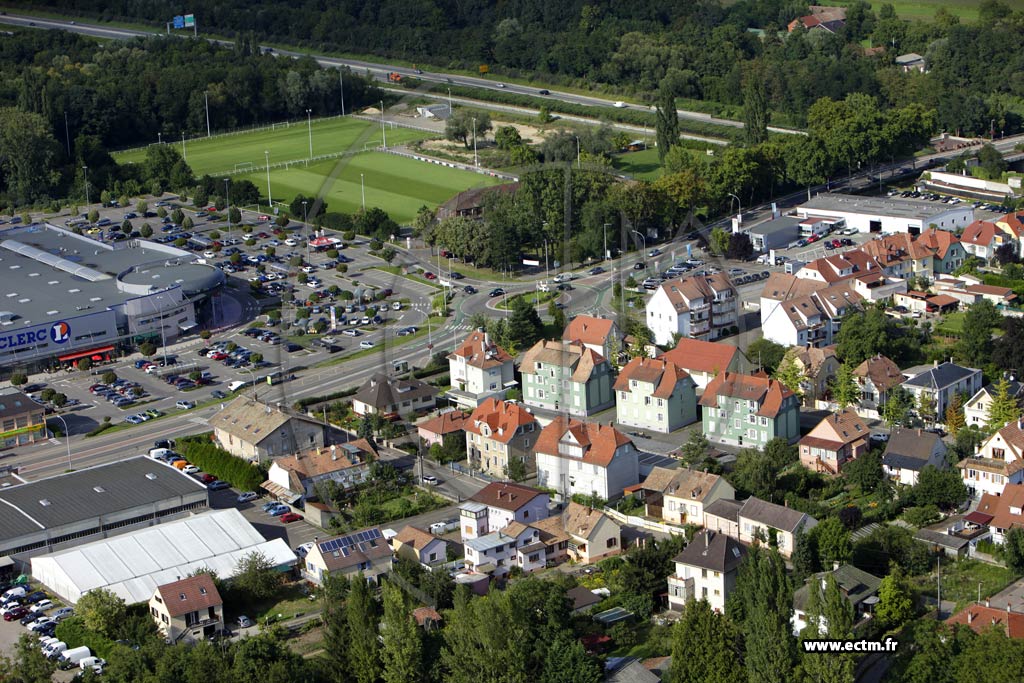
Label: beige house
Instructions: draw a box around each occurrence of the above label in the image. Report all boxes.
[613,356,698,434]
[629,466,735,526]
[464,398,538,478]
[667,529,746,614]
[351,373,437,418]
[703,499,743,538]
[302,527,393,585]
[416,411,470,447]
[447,330,517,409]
[149,574,223,643]
[853,354,903,413]
[208,396,325,462]
[660,338,742,390]
[787,345,840,403]
[263,440,375,504]
[737,497,818,558]
[959,419,1024,499]
[798,409,870,475]
[563,315,623,362]
[393,526,448,568]
[562,502,622,564]
[0,387,47,448]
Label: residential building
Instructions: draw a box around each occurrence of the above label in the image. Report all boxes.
[959,420,1024,498]
[946,604,1024,638]
[208,396,325,462]
[932,276,1018,308]
[301,527,392,585]
[447,330,516,409]
[788,5,846,33]
[787,345,840,403]
[853,354,904,412]
[798,409,871,475]
[149,574,223,643]
[263,440,375,504]
[882,427,948,486]
[901,361,983,421]
[759,273,862,348]
[667,529,746,614]
[794,251,906,302]
[534,417,640,502]
[914,514,990,558]
[737,497,818,558]
[520,340,614,416]
[965,283,1018,307]
[567,585,603,614]
[896,53,926,72]
[965,381,1024,428]
[792,565,881,635]
[704,498,743,538]
[795,193,974,234]
[462,528,524,576]
[960,220,1006,260]
[393,526,448,567]
[660,338,742,389]
[613,356,698,434]
[859,233,934,279]
[997,211,1024,259]
[699,372,801,448]
[464,398,538,478]
[976,484,1024,544]
[436,183,518,220]
[416,410,470,447]
[0,387,46,449]
[645,273,738,345]
[459,482,550,541]
[915,227,967,273]
[630,466,735,526]
[351,373,437,418]
[563,315,623,361]
[561,502,622,564]
[462,517,570,576]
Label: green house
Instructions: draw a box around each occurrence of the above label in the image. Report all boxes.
[520,340,614,416]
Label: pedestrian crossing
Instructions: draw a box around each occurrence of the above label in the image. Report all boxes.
[189,417,208,426]
[49,438,61,446]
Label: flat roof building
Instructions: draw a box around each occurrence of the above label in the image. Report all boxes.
[0,387,47,449]
[0,456,209,562]
[744,216,803,252]
[0,223,223,373]
[796,193,973,235]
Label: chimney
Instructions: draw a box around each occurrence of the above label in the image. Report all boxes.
[933,359,938,367]
[968,610,976,624]
[986,599,991,607]
[705,531,710,548]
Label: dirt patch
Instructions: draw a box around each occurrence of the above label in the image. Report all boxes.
[498,122,546,144]
[287,625,325,656]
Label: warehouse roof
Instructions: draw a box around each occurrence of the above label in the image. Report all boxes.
[30,508,296,604]
[0,456,207,544]
[800,193,972,221]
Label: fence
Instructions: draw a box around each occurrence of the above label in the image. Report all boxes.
[213,145,381,177]
[378,147,519,182]
[602,507,689,536]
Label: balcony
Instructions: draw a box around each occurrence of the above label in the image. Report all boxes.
[690,320,711,334]
[689,301,710,312]
[667,575,695,603]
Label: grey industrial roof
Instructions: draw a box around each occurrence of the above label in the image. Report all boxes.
[801,193,973,221]
[903,362,979,390]
[0,456,207,543]
[0,224,222,325]
[746,216,803,236]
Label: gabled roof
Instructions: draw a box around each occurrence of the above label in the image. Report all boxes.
[394,525,441,551]
[469,481,546,512]
[637,466,725,503]
[563,316,617,348]
[567,585,602,611]
[790,345,837,376]
[562,501,617,541]
[738,496,812,533]
[313,526,391,571]
[977,485,1024,533]
[999,211,1024,238]
[155,573,222,618]
[654,273,735,314]
[961,220,1000,246]
[801,409,869,449]
[0,387,43,419]
[534,416,633,467]
[417,410,470,437]
[794,564,881,613]
[352,373,437,410]
[661,339,738,376]
[902,362,980,391]
[613,357,693,399]
[915,227,961,260]
[699,371,795,418]
[947,604,1024,638]
[884,427,946,465]
[273,440,375,480]
[760,272,828,302]
[464,398,536,444]
[673,529,746,574]
[853,354,903,392]
[520,340,608,383]
[209,396,319,446]
[447,330,513,369]
[704,498,743,523]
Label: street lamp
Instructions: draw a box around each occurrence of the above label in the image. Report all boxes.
[360,173,365,210]
[264,151,272,206]
[51,414,72,470]
[243,366,257,398]
[472,117,478,167]
[631,229,646,260]
[224,178,231,234]
[574,135,581,169]
[306,109,313,160]
[204,91,211,137]
[727,193,741,220]
[82,166,89,206]
[157,131,162,145]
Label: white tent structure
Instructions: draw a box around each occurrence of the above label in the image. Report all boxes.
[31,508,296,604]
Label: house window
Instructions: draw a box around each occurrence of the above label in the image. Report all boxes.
[657,398,664,407]
[607,537,617,548]
[994,448,1006,460]
[760,417,768,426]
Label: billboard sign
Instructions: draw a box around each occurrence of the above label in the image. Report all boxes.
[172,15,185,28]
[184,14,195,27]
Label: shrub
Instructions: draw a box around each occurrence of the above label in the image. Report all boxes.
[176,434,268,491]
[9,372,27,386]
[55,616,117,659]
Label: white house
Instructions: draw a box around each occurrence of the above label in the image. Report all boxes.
[646,273,737,346]
[960,220,1005,260]
[737,497,817,558]
[901,361,983,421]
[881,427,948,486]
[458,482,551,541]
[629,466,735,527]
[534,416,640,502]
[759,273,862,348]
[613,356,698,434]
[447,330,517,409]
[263,440,375,504]
[964,381,1024,428]
[667,529,746,614]
[959,420,1024,498]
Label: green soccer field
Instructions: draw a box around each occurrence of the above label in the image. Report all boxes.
[114,117,435,177]
[237,152,502,224]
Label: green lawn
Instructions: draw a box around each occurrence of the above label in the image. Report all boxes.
[885,0,1024,20]
[235,152,500,224]
[113,116,435,177]
[910,559,1019,611]
[934,311,967,336]
[611,148,662,180]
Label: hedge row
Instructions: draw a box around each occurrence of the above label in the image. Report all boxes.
[295,386,358,409]
[176,434,268,492]
[55,616,116,659]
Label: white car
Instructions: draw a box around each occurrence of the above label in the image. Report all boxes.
[613,101,627,108]
[359,340,375,350]
[391,301,402,310]
[301,265,316,273]
[203,251,216,258]
[295,542,315,558]
[31,600,54,613]
[182,465,200,474]
[285,238,298,247]
[237,491,259,503]
[175,400,195,410]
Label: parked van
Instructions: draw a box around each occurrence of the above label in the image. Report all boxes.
[149,448,172,460]
[2,586,26,602]
[172,460,190,470]
[43,641,67,659]
[227,380,247,392]
[80,656,106,670]
[59,646,91,670]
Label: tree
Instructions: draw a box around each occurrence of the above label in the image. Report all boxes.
[800,574,855,683]
[748,338,787,374]
[0,108,59,205]
[977,143,1008,180]
[986,376,1021,431]
[667,599,744,683]
[506,296,543,353]
[380,582,422,683]
[729,545,794,683]
[12,633,55,683]
[445,110,492,149]
[88,209,100,224]
[655,86,680,161]
[540,632,602,683]
[946,393,966,436]
[709,226,730,256]
[346,573,381,683]
[140,223,153,238]
[829,362,859,409]
[844,448,883,493]
[77,358,91,372]
[912,465,968,509]
[8,372,27,386]
[814,517,852,568]
[76,588,127,638]
[442,589,530,683]
[732,448,780,500]
[875,565,915,629]
[233,552,280,601]
[882,386,914,428]
[917,391,936,426]
[791,526,820,582]
[1004,527,1024,573]
[679,431,711,468]
[495,125,523,150]
[742,61,769,146]
[139,342,157,357]
[774,350,806,400]
[958,299,1000,366]
[229,207,241,224]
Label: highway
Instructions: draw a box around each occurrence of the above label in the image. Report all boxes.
[0,12,800,136]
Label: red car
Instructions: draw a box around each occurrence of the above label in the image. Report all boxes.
[423,272,436,280]
[3,606,28,621]
[807,234,820,243]
[201,474,217,484]
[256,232,270,239]
[209,352,228,361]
[280,512,303,523]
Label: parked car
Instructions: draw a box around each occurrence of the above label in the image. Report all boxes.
[208,480,230,491]
[237,492,258,503]
[267,505,290,516]
[175,400,195,410]
[280,512,303,523]
[3,606,28,621]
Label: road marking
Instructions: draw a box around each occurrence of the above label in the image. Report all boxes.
[189,417,209,425]
[49,438,60,446]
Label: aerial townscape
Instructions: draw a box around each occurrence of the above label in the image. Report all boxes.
[5,2,1024,683]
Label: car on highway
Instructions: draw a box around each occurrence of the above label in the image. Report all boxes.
[648,248,661,257]
[488,288,506,297]
[286,343,303,352]
[450,271,464,280]
[124,415,144,425]
[587,266,605,275]
[421,475,440,486]
[556,283,573,291]
[423,272,437,280]
[496,82,505,88]
[175,400,195,410]
[280,512,303,523]
[211,390,228,400]
[614,101,627,108]
[237,492,258,503]
[359,340,375,350]
[397,326,418,336]
[208,480,230,491]
[633,262,645,270]
[538,89,550,95]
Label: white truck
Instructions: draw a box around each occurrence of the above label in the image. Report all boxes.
[59,646,91,670]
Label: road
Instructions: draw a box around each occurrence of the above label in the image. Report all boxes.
[0,12,799,136]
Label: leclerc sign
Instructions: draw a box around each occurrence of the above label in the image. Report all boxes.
[0,321,71,350]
